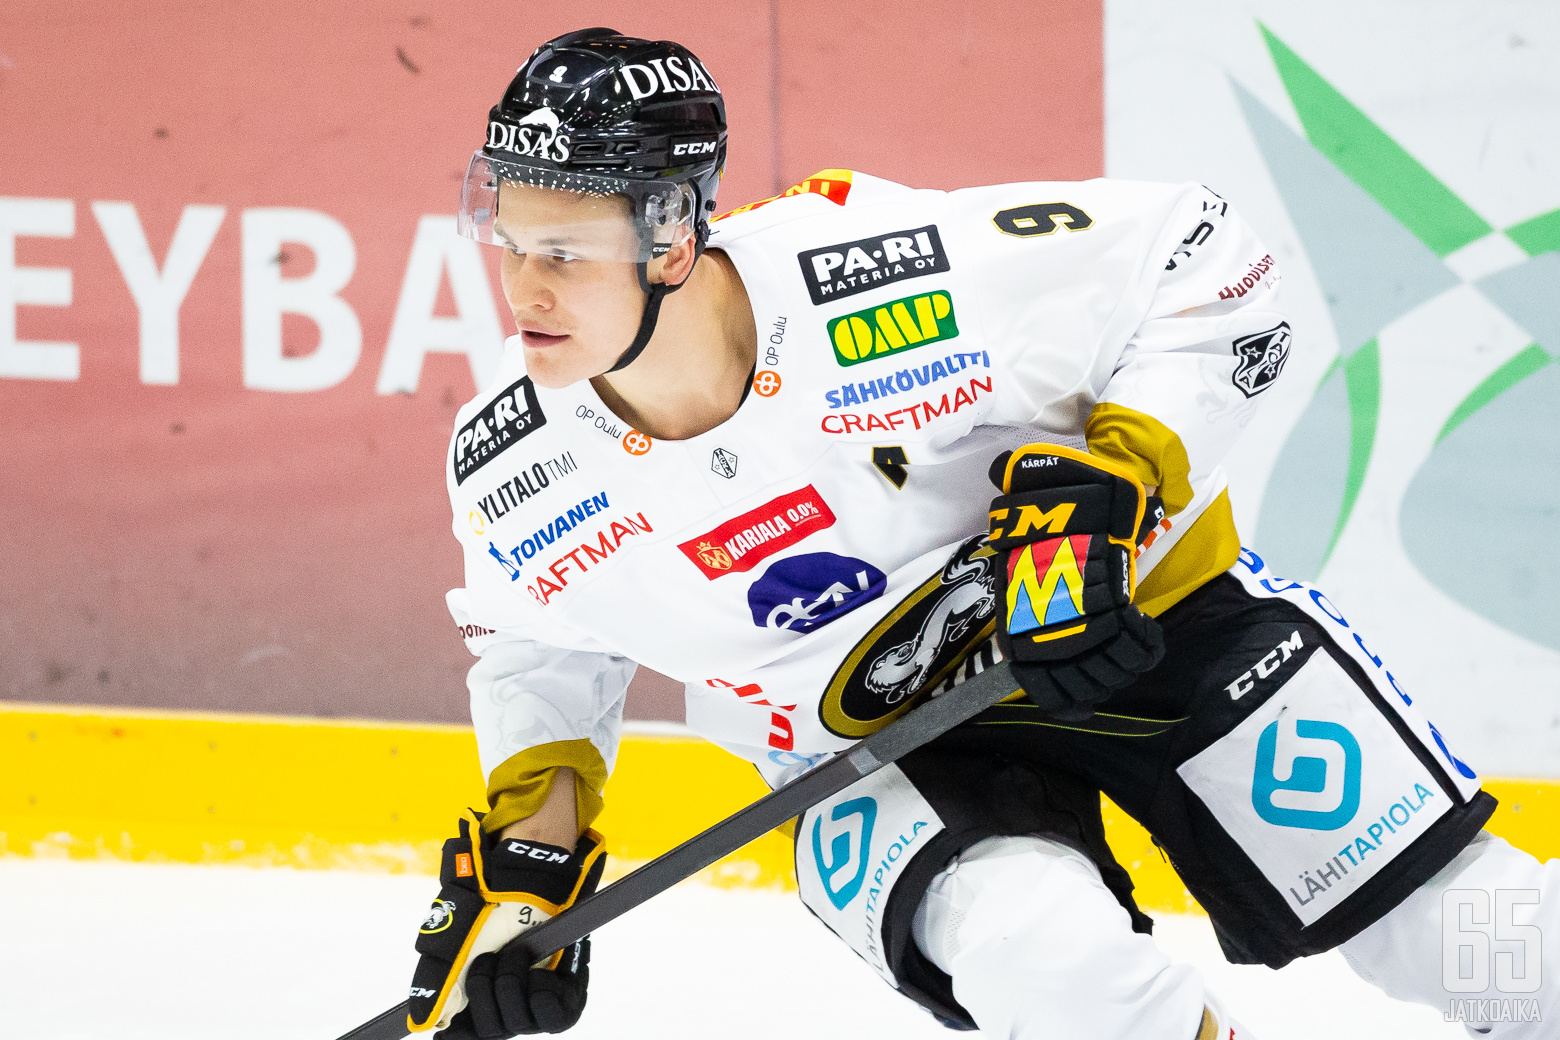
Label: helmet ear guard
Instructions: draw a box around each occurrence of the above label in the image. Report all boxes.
[641,186,696,245]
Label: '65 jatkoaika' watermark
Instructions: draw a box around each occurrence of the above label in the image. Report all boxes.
[1443,889,1544,1024]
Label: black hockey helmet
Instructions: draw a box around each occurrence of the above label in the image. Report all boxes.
[458,29,728,372]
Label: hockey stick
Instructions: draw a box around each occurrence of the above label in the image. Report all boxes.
[334,661,1021,1040]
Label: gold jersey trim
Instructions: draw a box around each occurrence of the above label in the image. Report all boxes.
[483,739,610,836]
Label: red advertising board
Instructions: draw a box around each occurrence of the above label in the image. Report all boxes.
[0,1,1101,722]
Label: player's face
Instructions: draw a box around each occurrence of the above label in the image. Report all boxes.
[495,184,647,388]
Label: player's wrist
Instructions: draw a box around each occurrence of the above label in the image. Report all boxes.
[495,767,579,847]
[498,817,579,847]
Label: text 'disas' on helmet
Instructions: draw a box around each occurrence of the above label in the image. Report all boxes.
[457,28,727,264]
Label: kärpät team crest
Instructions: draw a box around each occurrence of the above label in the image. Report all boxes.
[1231,321,1292,398]
[821,536,998,738]
[420,899,458,934]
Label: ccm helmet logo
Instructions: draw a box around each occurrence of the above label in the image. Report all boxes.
[672,140,718,157]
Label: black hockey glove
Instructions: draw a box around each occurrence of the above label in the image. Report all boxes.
[408,809,607,1038]
[987,444,1165,721]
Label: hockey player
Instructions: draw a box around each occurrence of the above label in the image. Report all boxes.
[405,28,1559,1040]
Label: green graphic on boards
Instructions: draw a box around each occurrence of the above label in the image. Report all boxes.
[1245,25,1560,649]
[1508,209,1560,257]
[1435,345,1550,445]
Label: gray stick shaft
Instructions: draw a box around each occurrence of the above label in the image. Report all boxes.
[333,662,1019,1040]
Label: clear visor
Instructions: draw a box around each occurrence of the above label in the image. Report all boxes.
[457,151,696,263]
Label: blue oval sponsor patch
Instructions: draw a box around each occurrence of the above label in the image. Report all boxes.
[748,553,886,633]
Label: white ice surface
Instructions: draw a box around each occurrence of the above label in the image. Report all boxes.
[0,859,1467,1039]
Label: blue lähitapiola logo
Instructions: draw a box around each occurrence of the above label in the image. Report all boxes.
[812,797,876,909]
[1252,718,1362,830]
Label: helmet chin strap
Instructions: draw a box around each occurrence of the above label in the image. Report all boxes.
[604,232,707,375]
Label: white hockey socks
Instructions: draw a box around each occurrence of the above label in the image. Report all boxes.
[1340,831,1558,1039]
[911,834,1217,1040]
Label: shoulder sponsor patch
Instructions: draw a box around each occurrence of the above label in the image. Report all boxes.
[678,485,836,579]
[714,169,853,221]
[453,376,545,485]
[1232,321,1292,397]
[797,226,948,306]
[1166,195,1227,271]
[1218,253,1279,300]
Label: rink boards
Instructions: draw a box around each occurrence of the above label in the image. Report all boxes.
[4,703,1556,913]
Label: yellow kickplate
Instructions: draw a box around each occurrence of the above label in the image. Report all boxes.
[2,703,1556,910]
[0,703,788,885]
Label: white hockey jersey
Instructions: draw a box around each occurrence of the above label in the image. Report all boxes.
[443,170,1289,830]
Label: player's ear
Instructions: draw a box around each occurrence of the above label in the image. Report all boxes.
[649,236,697,288]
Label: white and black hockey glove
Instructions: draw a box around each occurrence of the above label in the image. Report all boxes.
[987,444,1165,720]
[408,810,606,1038]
